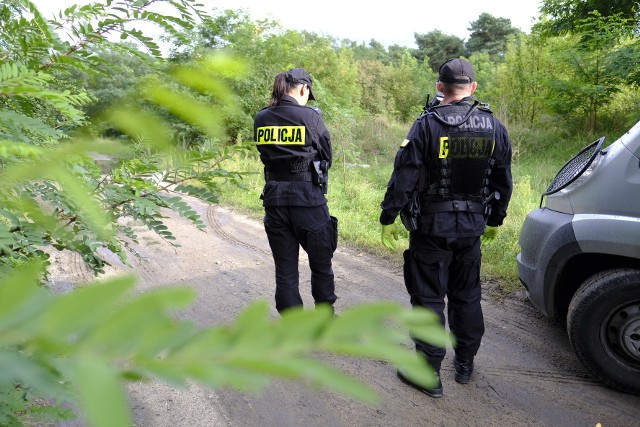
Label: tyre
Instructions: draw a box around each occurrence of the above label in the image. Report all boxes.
[567,268,640,395]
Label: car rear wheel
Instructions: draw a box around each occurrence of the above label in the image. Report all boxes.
[567,268,640,395]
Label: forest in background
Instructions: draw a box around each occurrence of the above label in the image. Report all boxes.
[162,1,640,145]
[1,0,639,425]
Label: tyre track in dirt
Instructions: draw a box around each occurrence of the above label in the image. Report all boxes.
[128,250,161,285]
[206,204,272,256]
[70,251,94,282]
[477,365,597,386]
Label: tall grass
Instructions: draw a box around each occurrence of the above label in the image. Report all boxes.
[217,116,601,295]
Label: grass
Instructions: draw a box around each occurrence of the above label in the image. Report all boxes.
[216,118,596,297]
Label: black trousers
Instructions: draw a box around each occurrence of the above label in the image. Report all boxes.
[263,205,337,313]
[403,233,484,371]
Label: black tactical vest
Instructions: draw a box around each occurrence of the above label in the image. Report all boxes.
[423,102,496,204]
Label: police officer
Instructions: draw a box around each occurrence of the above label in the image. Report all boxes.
[254,68,338,314]
[379,58,513,397]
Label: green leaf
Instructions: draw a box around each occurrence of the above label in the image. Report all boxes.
[141,84,225,139]
[72,357,132,427]
[286,358,378,403]
[78,287,195,356]
[395,353,440,389]
[321,302,402,342]
[270,305,333,353]
[38,276,134,341]
[0,350,67,399]
[0,112,61,143]
[0,262,50,335]
[52,168,113,241]
[104,108,173,151]
[0,140,45,159]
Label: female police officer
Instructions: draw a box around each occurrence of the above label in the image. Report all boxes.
[254,68,338,314]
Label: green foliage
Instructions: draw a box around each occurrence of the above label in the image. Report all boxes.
[538,0,640,37]
[346,39,394,64]
[488,33,549,127]
[605,38,640,86]
[387,53,436,121]
[487,15,640,134]
[543,12,634,131]
[466,52,496,104]
[72,45,156,119]
[356,60,395,117]
[1,0,253,275]
[0,261,450,426]
[596,86,640,132]
[0,1,235,271]
[413,30,465,72]
[0,61,90,142]
[480,174,538,286]
[466,13,522,60]
[0,140,121,273]
[171,8,438,126]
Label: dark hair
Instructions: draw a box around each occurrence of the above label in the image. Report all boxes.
[269,72,299,107]
[439,81,471,95]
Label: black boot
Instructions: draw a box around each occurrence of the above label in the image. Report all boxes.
[397,369,443,398]
[453,356,474,384]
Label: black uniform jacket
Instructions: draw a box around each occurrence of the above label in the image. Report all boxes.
[254,96,332,207]
[380,99,513,238]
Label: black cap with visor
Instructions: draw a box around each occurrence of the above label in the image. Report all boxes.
[438,58,475,84]
[285,68,316,100]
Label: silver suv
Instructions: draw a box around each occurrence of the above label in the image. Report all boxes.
[517,120,640,395]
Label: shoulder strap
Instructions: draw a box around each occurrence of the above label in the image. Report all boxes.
[429,101,479,127]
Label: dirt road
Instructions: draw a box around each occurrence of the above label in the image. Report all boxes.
[50,197,639,426]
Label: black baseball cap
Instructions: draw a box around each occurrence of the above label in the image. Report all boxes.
[285,67,316,100]
[438,58,475,84]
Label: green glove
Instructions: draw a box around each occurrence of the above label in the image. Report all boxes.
[381,223,399,251]
[481,226,499,244]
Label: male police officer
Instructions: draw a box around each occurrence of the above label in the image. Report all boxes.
[379,58,513,397]
[254,68,338,314]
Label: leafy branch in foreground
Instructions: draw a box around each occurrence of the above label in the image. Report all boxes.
[0,53,250,274]
[0,262,452,427]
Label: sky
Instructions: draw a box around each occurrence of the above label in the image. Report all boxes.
[33,0,543,49]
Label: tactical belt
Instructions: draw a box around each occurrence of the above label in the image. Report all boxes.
[265,170,314,182]
[421,199,484,214]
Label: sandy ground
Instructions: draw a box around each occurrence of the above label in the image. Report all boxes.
[49,196,639,427]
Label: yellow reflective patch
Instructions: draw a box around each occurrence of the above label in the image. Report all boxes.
[400,139,410,147]
[439,136,449,158]
[256,126,306,145]
[442,136,494,159]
